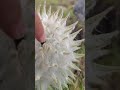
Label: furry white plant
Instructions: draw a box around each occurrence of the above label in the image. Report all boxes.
[35,4,84,90]
[85,7,119,90]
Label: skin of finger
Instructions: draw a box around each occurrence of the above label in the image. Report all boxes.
[0,0,24,39]
[35,13,45,42]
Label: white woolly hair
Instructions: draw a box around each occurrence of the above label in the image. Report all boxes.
[35,4,83,90]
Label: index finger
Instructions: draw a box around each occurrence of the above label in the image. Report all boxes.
[35,12,46,42]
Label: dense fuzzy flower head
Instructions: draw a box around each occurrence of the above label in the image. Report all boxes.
[35,4,83,90]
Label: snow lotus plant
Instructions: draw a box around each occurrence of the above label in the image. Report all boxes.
[86,7,119,61]
[86,6,119,90]
[35,4,84,90]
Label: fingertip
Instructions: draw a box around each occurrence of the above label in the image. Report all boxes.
[35,12,46,42]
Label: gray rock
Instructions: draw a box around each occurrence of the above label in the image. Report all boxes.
[74,0,85,22]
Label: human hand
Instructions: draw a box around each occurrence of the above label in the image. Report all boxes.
[0,0,25,39]
[0,0,45,43]
[35,12,46,43]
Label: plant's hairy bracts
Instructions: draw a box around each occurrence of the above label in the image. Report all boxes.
[86,7,119,61]
[35,4,83,90]
[86,6,119,89]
